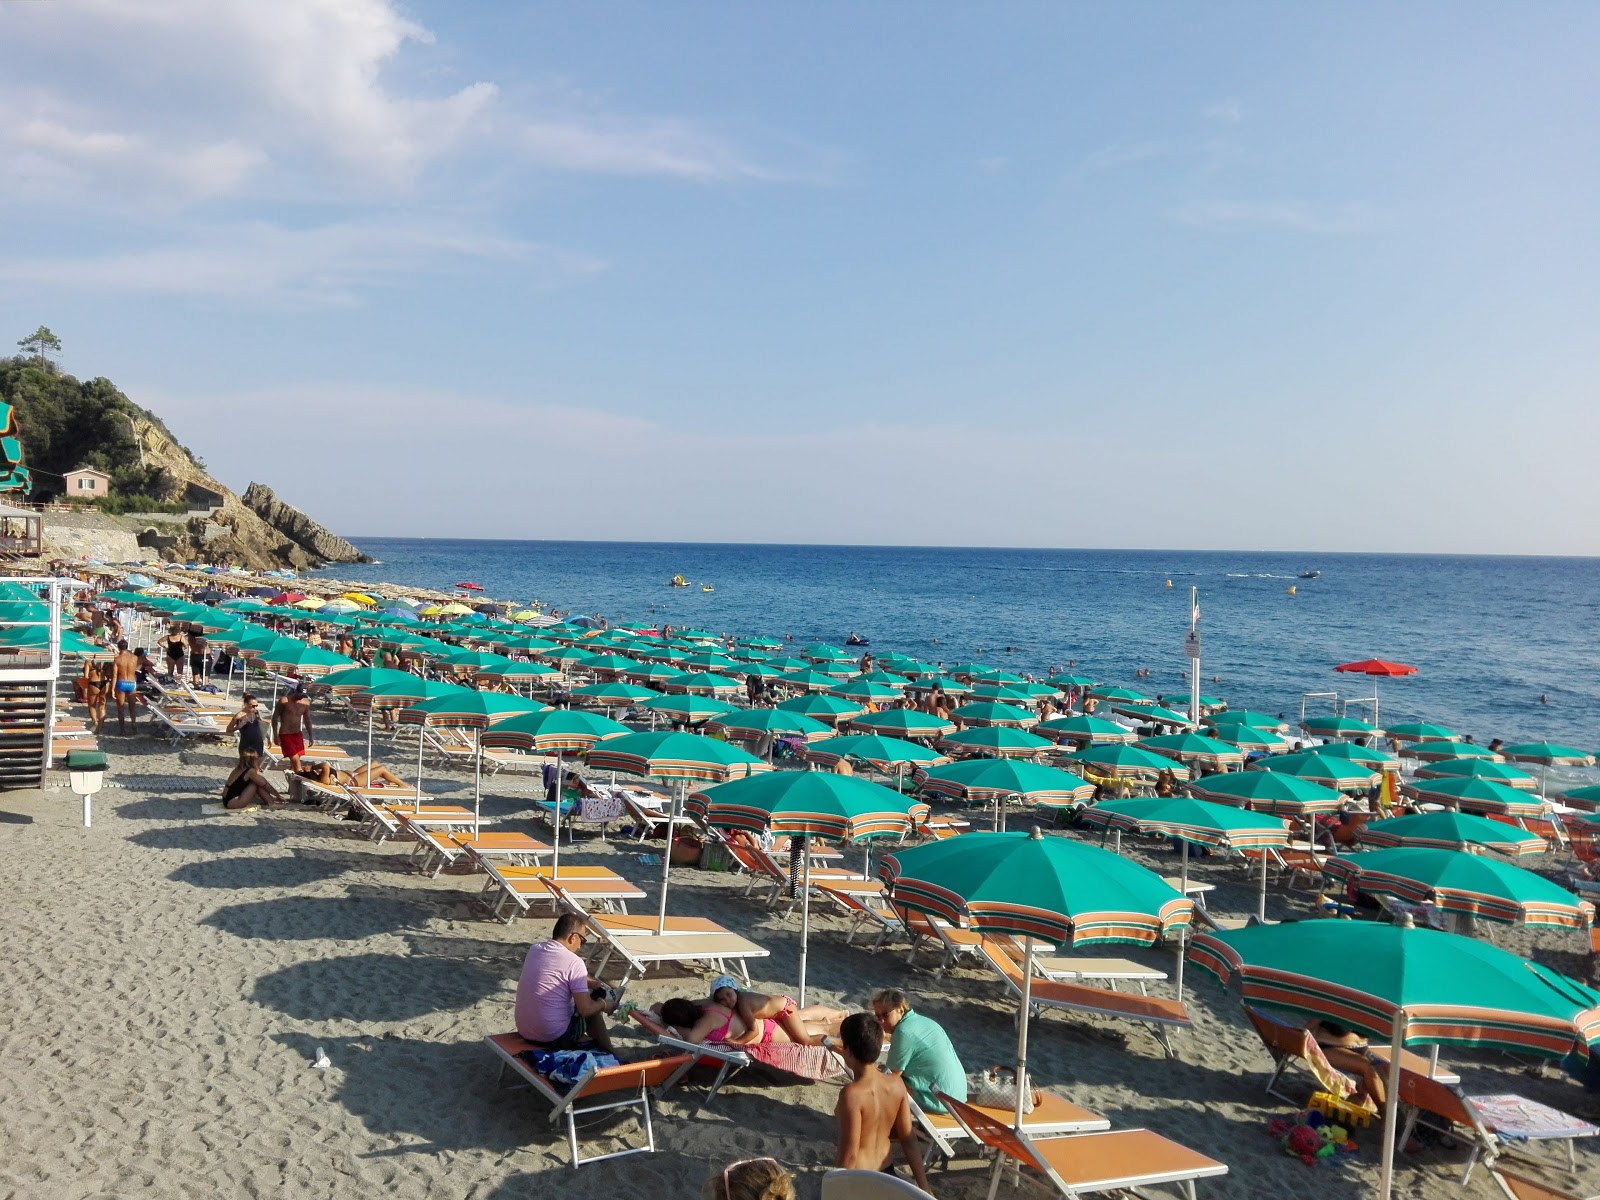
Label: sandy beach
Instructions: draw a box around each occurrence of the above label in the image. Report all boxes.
[3,719,1597,1200]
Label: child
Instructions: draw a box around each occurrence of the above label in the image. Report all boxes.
[833,1012,933,1192]
[709,976,846,1047]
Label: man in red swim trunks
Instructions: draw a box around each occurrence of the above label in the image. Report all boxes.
[272,682,314,773]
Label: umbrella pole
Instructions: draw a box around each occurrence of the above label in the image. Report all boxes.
[799,841,812,1007]
[1015,935,1034,1132]
[1174,921,1186,1004]
[656,781,679,935]
[1258,844,1269,924]
[551,751,562,875]
[1378,1014,1406,1200]
[366,704,374,769]
[414,719,425,813]
[472,726,483,838]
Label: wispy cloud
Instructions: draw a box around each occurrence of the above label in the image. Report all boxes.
[1204,99,1244,124]
[1174,200,1378,235]
[0,221,603,305]
[1076,140,1178,173]
[519,115,781,182]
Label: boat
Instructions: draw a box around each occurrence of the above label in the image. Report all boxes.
[701,585,714,592]
[1298,570,1320,579]
[669,575,689,588]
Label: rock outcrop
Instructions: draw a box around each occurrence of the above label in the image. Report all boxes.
[241,483,370,565]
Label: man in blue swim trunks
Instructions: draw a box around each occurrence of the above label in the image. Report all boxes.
[111,640,140,734]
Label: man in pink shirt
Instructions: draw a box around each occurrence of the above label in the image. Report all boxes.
[514,913,618,1053]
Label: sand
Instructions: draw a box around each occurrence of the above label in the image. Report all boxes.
[2,720,1597,1200]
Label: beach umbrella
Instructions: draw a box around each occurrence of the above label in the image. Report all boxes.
[588,731,771,933]
[1254,751,1379,792]
[1323,847,1592,928]
[397,691,547,830]
[220,598,273,614]
[638,694,736,725]
[1501,743,1595,767]
[481,707,629,753]
[773,694,865,725]
[802,642,854,663]
[476,661,564,688]
[1114,703,1191,726]
[1400,776,1548,818]
[1334,658,1417,729]
[968,685,1036,704]
[1082,795,1291,922]
[625,662,688,685]
[736,661,788,679]
[1413,759,1537,788]
[764,656,810,672]
[313,666,418,695]
[849,709,956,740]
[831,679,903,705]
[1386,721,1460,743]
[1204,710,1289,732]
[356,678,472,765]
[434,649,516,673]
[1302,715,1382,740]
[1407,741,1500,764]
[1188,921,1600,1200]
[666,671,744,696]
[921,759,1094,830]
[690,772,925,1003]
[1035,715,1135,745]
[804,734,949,774]
[971,669,1028,686]
[1087,686,1149,704]
[941,726,1052,760]
[778,668,843,692]
[1045,674,1096,690]
[1135,733,1244,769]
[950,701,1038,728]
[706,707,834,744]
[813,659,859,678]
[1188,769,1345,816]
[850,671,910,688]
[1359,812,1548,858]
[256,641,354,678]
[483,634,558,655]
[1067,744,1185,782]
[880,829,1192,1130]
[677,651,737,673]
[903,675,972,696]
[575,652,639,677]
[1563,785,1600,809]
[1311,742,1401,771]
[945,662,998,680]
[571,681,660,707]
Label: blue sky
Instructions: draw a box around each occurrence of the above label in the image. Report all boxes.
[2,3,1597,553]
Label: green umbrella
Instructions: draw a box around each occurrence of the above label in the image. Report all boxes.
[1254,751,1379,791]
[903,675,972,696]
[851,671,910,688]
[624,662,689,685]
[1067,744,1185,781]
[736,662,789,679]
[433,648,516,672]
[1188,922,1600,1200]
[972,669,1027,686]
[1187,770,1345,816]
[1113,702,1191,726]
[1034,715,1135,745]
[1386,722,1460,743]
[1045,675,1096,689]
[774,694,865,724]
[1082,795,1291,921]
[764,656,810,672]
[831,679,904,704]
[1501,743,1595,767]
[1135,733,1244,769]
[968,685,1037,704]
[571,681,660,707]
[690,771,926,1004]
[1204,710,1288,731]
[396,690,548,830]
[941,726,1052,759]
[880,829,1193,1128]
[477,660,564,684]
[1323,847,1591,928]
[312,666,419,694]
[577,652,640,676]
[1359,812,1548,858]
[1414,759,1537,788]
[805,734,948,772]
[1205,723,1289,752]
[1302,715,1382,739]
[678,651,738,673]
[778,668,843,692]
[950,701,1038,728]
[1087,686,1149,704]
[256,641,354,677]
[1399,776,1547,818]
[921,759,1094,830]
[1563,785,1600,808]
[359,678,472,705]
[1311,741,1401,770]
[848,709,956,740]
[944,662,997,680]
[803,642,853,662]
[706,707,834,743]
[587,731,772,935]
[1407,741,1501,763]
[638,694,736,724]
[480,707,630,753]
[666,671,744,695]
[481,634,559,655]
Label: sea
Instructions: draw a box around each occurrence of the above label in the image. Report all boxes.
[312,542,1600,761]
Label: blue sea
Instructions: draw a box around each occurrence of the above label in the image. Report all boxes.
[313,542,1600,756]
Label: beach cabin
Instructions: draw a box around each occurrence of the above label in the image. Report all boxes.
[64,468,111,504]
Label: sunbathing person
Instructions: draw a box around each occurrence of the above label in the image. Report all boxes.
[298,760,408,788]
[1306,1017,1386,1108]
[656,980,846,1046]
[221,752,288,810]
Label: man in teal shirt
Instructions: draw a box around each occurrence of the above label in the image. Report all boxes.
[871,987,966,1114]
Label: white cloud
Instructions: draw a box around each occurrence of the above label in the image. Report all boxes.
[0,221,602,305]
[1204,99,1244,124]
[520,116,782,182]
[1174,200,1378,235]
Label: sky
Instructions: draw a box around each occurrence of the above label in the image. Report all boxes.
[1,2,1597,554]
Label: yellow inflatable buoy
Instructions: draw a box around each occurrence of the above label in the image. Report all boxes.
[1165,580,1173,588]
[1288,585,1297,596]
[670,574,688,588]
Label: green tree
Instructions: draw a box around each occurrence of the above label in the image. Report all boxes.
[16,326,62,369]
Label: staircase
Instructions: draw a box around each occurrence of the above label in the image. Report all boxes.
[0,679,48,789]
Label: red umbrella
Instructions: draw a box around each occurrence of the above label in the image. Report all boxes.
[270,591,306,604]
[1334,658,1417,729]
[455,581,484,591]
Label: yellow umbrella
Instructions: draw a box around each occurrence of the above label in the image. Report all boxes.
[418,605,443,616]
[441,602,475,615]
[342,592,377,606]
[511,609,536,621]
[292,597,325,610]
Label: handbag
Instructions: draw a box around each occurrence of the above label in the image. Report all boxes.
[969,1066,1038,1114]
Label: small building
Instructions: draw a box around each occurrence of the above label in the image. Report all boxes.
[64,468,112,503]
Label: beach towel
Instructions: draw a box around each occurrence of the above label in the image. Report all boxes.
[521,1048,620,1090]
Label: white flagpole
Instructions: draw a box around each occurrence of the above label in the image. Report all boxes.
[1187,588,1202,731]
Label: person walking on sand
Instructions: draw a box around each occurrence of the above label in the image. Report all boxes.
[834,1012,934,1193]
[272,683,314,773]
[111,640,140,733]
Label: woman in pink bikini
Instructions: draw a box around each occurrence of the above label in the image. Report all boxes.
[656,976,847,1046]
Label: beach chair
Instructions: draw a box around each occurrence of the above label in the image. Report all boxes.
[482,1032,692,1168]
[989,934,1167,995]
[820,883,908,950]
[1490,1167,1588,1200]
[1243,1006,1457,1105]
[474,859,645,923]
[261,742,355,771]
[910,1092,1109,1166]
[820,1169,937,1199]
[629,1008,752,1110]
[929,919,985,975]
[1396,1075,1599,1185]
[936,1092,1229,1199]
[611,786,699,842]
[546,881,769,984]
[979,939,1192,1059]
[405,826,550,878]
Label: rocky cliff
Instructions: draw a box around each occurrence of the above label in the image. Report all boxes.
[241,483,368,565]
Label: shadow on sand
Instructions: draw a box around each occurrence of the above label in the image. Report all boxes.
[255,950,505,1022]
[202,886,430,942]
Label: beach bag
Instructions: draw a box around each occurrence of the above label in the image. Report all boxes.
[969,1066,1039,1114]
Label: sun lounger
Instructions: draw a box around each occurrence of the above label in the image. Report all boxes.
[989,934,1167,995]
[1491,1167,1587,1200]
[608,786,699,842]
[910,1091,1109,1165]
[979,939,1192,1059]
[262,742,355,771]
[629,1008,848,1108]
[473,859,645,922]
[1243,1005,1459,1104]
[544,881,769,983]
[147,704,226,741]
[1240,845,1324,889]
[936,1092,1229,1199]
[929,918,985,975]
[406,827,550,877]
[629,1008,752,1109]
[820,883,908,950]
[820,1169,937,1199]
[483,1032,692,1168]
[1397,1075,1599,1185]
